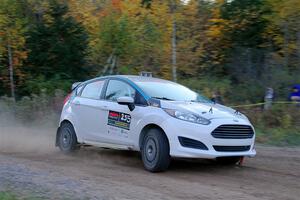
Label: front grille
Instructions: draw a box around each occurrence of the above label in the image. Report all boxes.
[213,145,251,152]
[211,124,254,139]
[178,137,208,150]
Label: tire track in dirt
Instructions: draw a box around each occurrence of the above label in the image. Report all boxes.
[1,145,300,200]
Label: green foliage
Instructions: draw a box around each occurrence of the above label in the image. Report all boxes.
[0,0,298,101]
[180,76,231,99]
[0,191,49,200]
[0,0,27,96]
[0,0,299,147]
[0,91,63,124]
[98,14,136,58]
[0,192,17,200]
[25,0,88,85]
[94,1,165,75]
[256,105,300,128]
[220,0,273,88]
[221,0,270,48]
[256,127,300,146]
[243,104,300,146]
[23,75,72,95]
[227,81,265,103]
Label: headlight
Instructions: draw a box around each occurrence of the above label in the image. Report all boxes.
[163,109,211,125]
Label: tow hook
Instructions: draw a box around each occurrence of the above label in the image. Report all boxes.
[238,156,245,166]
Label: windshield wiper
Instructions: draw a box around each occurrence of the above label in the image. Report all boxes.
[190,99,212,103]
[151,97,174,101]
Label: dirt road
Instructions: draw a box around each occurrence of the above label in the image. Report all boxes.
[0,127,300,200]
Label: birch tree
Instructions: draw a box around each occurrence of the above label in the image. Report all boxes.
[0,0,27,100]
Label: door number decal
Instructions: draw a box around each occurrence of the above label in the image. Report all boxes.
[108,111,131,130]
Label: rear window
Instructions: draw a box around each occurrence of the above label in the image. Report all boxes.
[75,84,84,96]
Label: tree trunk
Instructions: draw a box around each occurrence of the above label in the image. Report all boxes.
[283,23,289,67]
[246,48,253,76]
[171,1,177,82]
[297,30,300,63]
[7,43,15,102]
[109,55,117,75]
[101,53,113,75]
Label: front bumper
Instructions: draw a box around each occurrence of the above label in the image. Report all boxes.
[161,117,256,159]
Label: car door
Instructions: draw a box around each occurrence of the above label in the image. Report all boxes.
[72,79,108,142]
[102,79,143,145]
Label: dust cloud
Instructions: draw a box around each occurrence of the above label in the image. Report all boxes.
[0,103,58,154]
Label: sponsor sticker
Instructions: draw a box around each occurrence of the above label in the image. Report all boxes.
[108,111,131,130]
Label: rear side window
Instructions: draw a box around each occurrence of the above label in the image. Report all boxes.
[81,80,104,99]
[105,80,135,101]
[75,84,84,96]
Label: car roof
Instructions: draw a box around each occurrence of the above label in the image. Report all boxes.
[109,75,173,84]
[81,75,175,86]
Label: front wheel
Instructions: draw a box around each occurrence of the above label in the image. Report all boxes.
[57,122,79,153]
[141,128,171,172]
[216,156,242,165]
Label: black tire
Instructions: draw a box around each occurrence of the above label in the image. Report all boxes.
[141,128,171,172]
[216,156,242,165]
[58,122,79,153]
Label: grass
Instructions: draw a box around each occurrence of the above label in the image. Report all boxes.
[255,127,300,146]
[0,192,17,200]
[0,192,46,200]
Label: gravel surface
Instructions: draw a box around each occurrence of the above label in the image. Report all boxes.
[0,126,300,200]
[0,145,300,200]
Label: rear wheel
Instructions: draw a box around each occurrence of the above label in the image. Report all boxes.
[58,122,79,153]
[216,156,242,165]
[141,128,171,172]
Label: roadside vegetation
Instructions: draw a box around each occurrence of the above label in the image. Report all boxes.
[0,0,299,145]
[1,0,300,100]
[1,94,299,146]
[243,105,300,146]
[0,192,17,200]
[0,191,46,200]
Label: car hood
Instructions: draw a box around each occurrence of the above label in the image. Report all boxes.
[160,101,248,121]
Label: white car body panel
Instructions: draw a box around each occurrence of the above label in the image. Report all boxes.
[58,75,256,159]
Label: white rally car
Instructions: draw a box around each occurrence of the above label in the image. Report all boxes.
[56,75,256,172]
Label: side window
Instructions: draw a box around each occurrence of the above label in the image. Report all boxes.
[135,92,148,106]
[81,80,104,99]
[75,84,84,96]
[105,80,135,101]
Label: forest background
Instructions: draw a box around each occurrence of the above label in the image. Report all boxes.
[1,0,299,145]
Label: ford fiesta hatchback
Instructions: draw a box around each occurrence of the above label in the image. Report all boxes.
[56,75,256,172]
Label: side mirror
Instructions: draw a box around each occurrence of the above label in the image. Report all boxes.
[117,97,135,111]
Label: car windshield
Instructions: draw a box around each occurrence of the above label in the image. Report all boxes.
[135,80,212,103]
